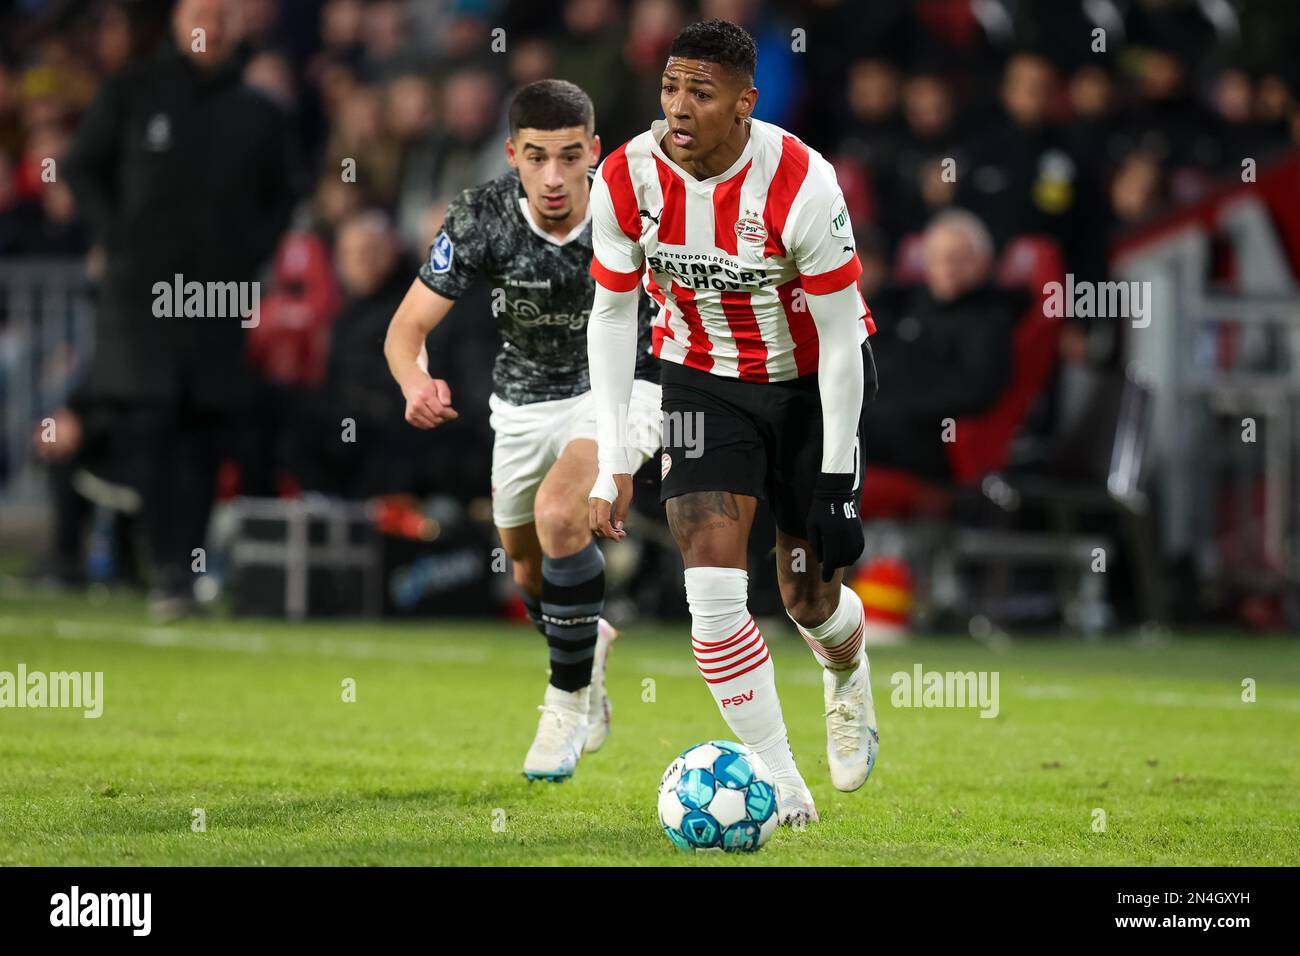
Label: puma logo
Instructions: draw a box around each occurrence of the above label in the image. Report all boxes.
[639,208,661,224]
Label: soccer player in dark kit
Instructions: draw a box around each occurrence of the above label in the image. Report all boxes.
[587,20,881,826]
[385,80,661,782]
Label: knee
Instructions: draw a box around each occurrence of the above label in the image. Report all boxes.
[782,586,839,630]
[534,490,586,555]
[679,540,737,569]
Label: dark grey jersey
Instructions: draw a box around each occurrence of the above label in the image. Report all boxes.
[418,169,658,406]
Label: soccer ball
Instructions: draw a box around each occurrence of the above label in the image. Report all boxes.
[657,740,779,852]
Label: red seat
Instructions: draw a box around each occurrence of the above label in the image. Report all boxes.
[946,236,1064,482]
[858,466,951,520]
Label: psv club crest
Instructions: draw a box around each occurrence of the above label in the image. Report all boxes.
[734,211,767,245]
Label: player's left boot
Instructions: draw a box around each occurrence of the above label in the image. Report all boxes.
[522,685,589,782]
[773,771,819,828]
[823,650,880,792]
[583,619,617,754]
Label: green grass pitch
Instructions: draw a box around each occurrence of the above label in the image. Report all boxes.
[0,592,1297,866]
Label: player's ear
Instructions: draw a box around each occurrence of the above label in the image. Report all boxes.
[589,133,602,166]
[737,86,758,123]
[505,136,518,168]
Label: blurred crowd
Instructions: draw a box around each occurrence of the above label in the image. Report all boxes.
[2,0,1299,607]
[2,0,1297,260]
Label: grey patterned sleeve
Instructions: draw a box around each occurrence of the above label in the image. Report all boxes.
[417,192,490,299]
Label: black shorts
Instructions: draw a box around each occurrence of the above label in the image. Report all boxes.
[658,341,878,538]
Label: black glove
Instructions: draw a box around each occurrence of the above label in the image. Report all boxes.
[806,472,864,582]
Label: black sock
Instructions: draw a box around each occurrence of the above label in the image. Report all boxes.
[540,540,604,692]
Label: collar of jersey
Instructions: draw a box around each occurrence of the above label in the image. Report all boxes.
[649,118,757,190]
[515,194,591,247]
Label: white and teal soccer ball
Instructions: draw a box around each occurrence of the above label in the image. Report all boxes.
[657,740,779,853]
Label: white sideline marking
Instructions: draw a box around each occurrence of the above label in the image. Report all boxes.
[635,667,1300,710]
[1132,689,1300,712]
[1021,684,1081,699]
[1021,683,1300,712]
[2,618,1298,710]
[0,617,487,665]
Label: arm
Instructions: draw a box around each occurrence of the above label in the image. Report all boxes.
[806,283,866,474]
[587,282,640,537]
[791,168,870,579]
[803,282,868,581]
[384,278,458,428]
[586,164,646,539]
[388,196,487,427]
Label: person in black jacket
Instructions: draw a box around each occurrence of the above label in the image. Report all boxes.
[955,51,1108,283]
[63,0,299,620]
[290,209,415,499]
[865,209,1022,482]
[287,208,497,503]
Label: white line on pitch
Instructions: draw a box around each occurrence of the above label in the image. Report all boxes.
[0,617,487,665]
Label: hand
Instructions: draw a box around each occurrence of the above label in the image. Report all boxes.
[806,472,864,583]
[403,376,458,429]
[589,471,633,540]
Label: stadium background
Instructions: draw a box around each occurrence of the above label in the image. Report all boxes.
[1,0,1299,636]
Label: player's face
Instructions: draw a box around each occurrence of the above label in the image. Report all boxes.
[660,57,755,159]
[507,127,601,223]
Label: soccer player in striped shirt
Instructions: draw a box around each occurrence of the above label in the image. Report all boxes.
[586,19,880,825]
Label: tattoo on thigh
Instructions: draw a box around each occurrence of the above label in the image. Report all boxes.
[667,491,741,538]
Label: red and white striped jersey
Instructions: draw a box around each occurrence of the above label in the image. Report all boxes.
[589,118,875,382]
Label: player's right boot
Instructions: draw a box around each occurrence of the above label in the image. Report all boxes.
[522,685,589,782]
[583,619,617,754]
[773,771,819,827]
[823,649,880,792]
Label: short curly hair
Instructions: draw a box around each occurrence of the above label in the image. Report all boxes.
[668,18,757,85]
[508,79,595,137]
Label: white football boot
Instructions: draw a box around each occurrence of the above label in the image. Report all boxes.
[584,619,617,754]
[774,771,820,828]
[522,685,589,782]
[823,650,880,792]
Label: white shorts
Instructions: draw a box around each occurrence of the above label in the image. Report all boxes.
[487,379,662,529]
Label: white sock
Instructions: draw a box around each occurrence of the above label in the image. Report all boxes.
[788,585,867,689]
[686,566,798,778]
